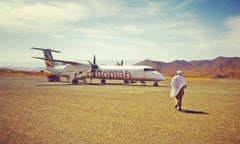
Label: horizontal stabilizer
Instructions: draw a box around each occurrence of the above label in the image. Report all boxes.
[32,57,48,60]
[31,47,61,53]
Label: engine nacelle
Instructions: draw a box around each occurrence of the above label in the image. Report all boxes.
[64,64,91,72]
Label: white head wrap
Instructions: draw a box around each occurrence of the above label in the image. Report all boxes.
[177,70,183,75]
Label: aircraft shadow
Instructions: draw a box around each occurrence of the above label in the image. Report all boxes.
[36,82,100,87]
[36,82,169,88]
[36,83,75,87]
[180,109,209,115]
[94,83,169,88]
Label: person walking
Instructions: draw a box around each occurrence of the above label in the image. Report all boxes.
[170,70,187,111]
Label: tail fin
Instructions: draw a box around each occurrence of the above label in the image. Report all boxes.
[31,47,61,68]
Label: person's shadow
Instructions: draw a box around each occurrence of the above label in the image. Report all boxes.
[180,109,209,115]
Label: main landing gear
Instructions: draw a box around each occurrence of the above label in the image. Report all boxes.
[101,79,106,85]
[47,75,60,82]
[71,72,80,85]
[71,78,87,85]
[72,79,79,85]
[124,80,129,85]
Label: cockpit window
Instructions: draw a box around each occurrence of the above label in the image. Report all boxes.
[144,68,155,71]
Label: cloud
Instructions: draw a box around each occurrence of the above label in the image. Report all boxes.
[0,0,196,37]
[51,34,66,40]
[225,16,240,38]
[170,0,194,10]
[0,0,128,41]
[216,16,240,48]
[0,0,89,33]
[0,0,239,62]
[201,16,240,51]
[122,24,142,33]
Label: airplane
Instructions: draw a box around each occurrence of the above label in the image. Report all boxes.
[31,47,166,86]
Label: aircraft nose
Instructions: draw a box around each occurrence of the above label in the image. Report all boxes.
[153,71,166,81]
[159,73,166,80]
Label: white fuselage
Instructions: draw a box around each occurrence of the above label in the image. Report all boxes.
[88,65,166,81]
[46,64,166,82]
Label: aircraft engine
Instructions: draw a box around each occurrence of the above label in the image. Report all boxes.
[64,64,91,72]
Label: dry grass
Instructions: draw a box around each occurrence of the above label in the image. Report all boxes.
[0,76,239,144]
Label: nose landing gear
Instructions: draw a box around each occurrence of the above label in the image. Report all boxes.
[153,81,158,87]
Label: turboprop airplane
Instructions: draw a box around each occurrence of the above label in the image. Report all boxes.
[32,47,166,86]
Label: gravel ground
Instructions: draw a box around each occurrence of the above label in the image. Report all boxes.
[0,76,239,144]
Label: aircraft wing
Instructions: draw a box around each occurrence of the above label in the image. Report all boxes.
[33,57,90,66]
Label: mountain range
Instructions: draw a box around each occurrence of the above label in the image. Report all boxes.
[135,56,240,79]
[1,56,240,79]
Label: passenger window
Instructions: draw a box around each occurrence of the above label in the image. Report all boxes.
[144,68,155,71]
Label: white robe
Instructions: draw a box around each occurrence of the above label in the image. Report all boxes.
[170,75,186,98]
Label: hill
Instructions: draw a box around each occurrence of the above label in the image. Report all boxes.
[136,56,240,79]
[0,68,48,77]
[1,56,240,79]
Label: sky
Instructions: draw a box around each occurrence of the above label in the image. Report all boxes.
[0,0,240,68]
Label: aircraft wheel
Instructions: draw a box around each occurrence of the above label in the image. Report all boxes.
[55,76,60,82]
[131,80,136,83]
[124,80,129,85]
[47,75,53,82]
[72,79,79,85]
[48,75,60,82]
[153,81,158,87]
[101,79,106,85]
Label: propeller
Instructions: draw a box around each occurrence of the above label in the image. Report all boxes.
[120,59,123,66]
[88,55,98,77]
[93,55,96,66]
[117,59,124,66]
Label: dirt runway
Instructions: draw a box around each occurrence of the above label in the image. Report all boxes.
[0,76,239,144]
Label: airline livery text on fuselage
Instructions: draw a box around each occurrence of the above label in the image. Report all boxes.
[86,70,132,80]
